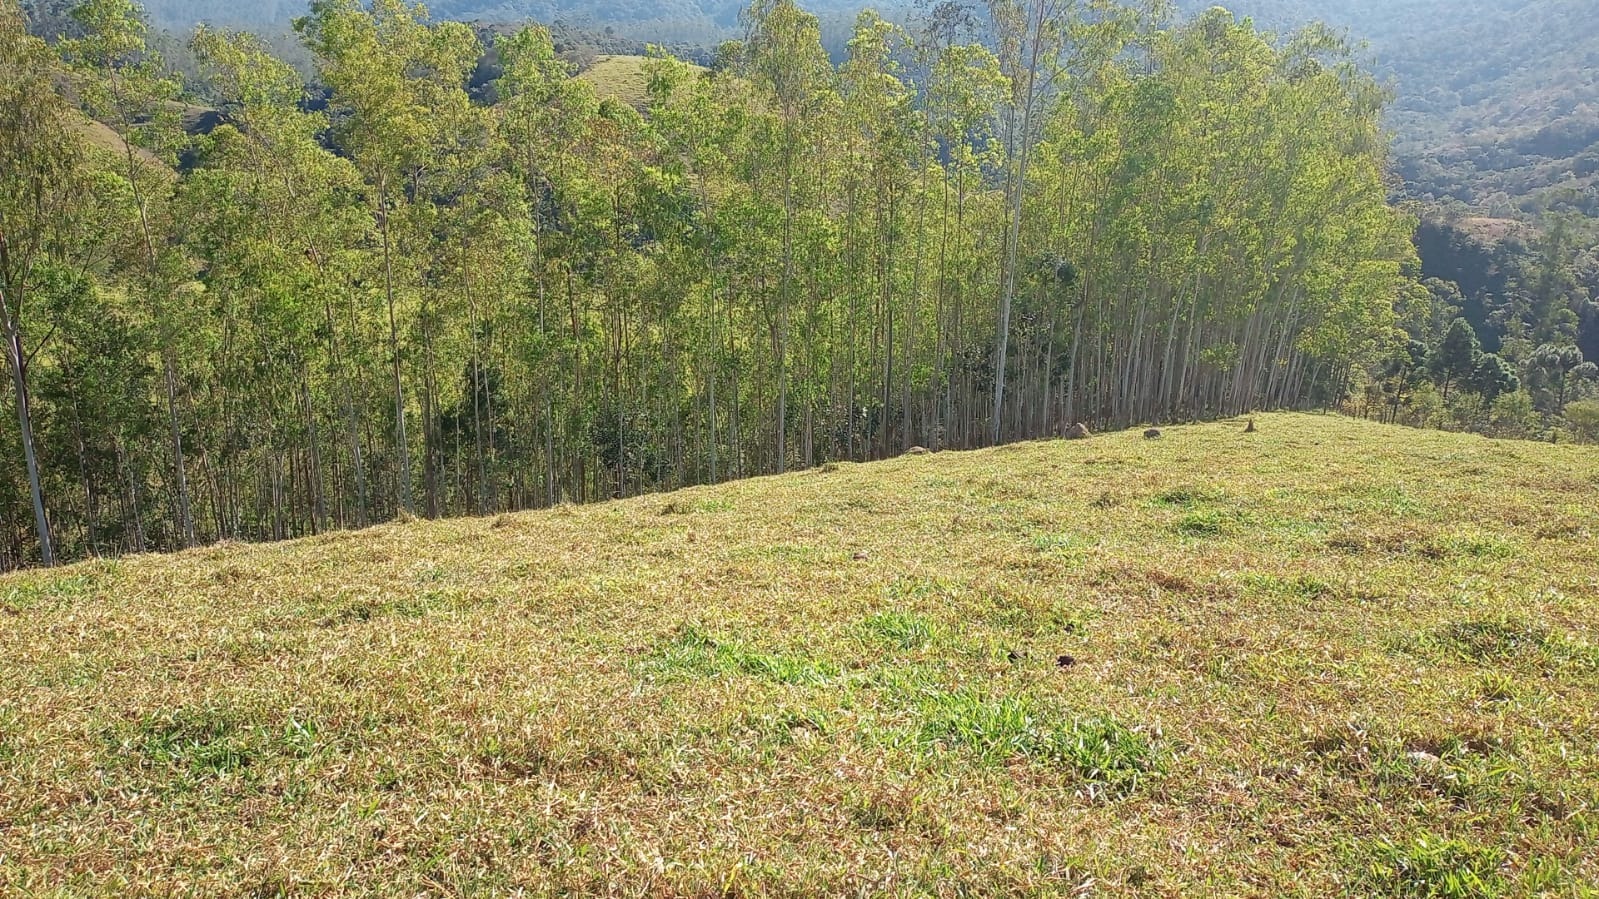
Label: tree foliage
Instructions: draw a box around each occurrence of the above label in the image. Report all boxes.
[1,0,1418,568]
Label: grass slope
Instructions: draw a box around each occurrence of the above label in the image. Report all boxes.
[3,414,1598,896]
[577,54,703,109]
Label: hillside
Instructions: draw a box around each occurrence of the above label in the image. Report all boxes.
[85,0,872,30]
[576,54,707,108]
[1206,0,1599,215]
[101,0,1596,216]
[3,415,1597,894]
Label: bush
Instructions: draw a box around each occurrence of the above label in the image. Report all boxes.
[1565,399,1599,443]
[1445,394,1491,432]
[1404,383,1446,428]
[1487,390,1536,438]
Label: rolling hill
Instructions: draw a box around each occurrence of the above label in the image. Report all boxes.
[75,0,875,29]
[3,414,1597,894]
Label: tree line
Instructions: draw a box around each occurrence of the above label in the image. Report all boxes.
[1,0,1415,568]
[1359,215,1599,439]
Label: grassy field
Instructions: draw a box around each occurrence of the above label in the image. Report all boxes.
[2,414,1597,896]
[577,55,704,109]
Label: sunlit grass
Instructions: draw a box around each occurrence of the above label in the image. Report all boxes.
[577,54,706,109]
[1,413,1596,894]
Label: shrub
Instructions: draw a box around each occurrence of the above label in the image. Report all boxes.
[1565,398,1599,443]
[1487,390,1536,438]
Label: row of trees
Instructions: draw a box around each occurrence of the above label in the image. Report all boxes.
[1,0,1416,568]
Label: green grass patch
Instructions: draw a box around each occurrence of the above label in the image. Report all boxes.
[884,576,963,603]
[912,689,1162,795]
[861,610,940,650]
[649,624,839,685]
[1356,834,1506,898]
[1174,508,1245,537]
[118,706,323,781]
[316,588,484,626]
[0,708,18,763]
[736,707,833,747]
[661,497,733,515]
[1307,723,1561,815]
[1239,571,1336,601]
[1028,532,1076,554]
[1424,533,1516,560]
[980,597,1088,639]
[1150,485,1227,507]
[1414,616,1599,673]
[0,566,112,613]
[1432,617,1550,663]
[130,707,256,776]
[1330,483,1425,517]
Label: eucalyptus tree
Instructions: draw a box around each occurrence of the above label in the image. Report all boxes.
[643,48,740,482]
[839,11,913,457]
[297,0,482,517]
[61,0,197,546]
[0,0,85,564]
[740,0,833,471]
[495,25,594,504]
[186,27,370,535]
[924,38,1006,447]
[984,0,1070,443]
[2,0,1430,569]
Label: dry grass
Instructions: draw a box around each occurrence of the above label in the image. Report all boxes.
[2,414,1597,896]
[69,111,163,168]
[577,55,704,109]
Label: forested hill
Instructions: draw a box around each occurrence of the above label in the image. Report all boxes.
[6,0,1595,574]
[1204,0,1599,216]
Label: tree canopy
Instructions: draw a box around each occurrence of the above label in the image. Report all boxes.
[1,0,1420,568]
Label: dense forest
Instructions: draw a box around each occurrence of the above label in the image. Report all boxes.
[37,0,1597,216]
[1358,211,1599,438]
[0,0,1435,568]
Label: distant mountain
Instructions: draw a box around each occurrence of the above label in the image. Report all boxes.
[1184,0,1599,216]
[123,0,880,29]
